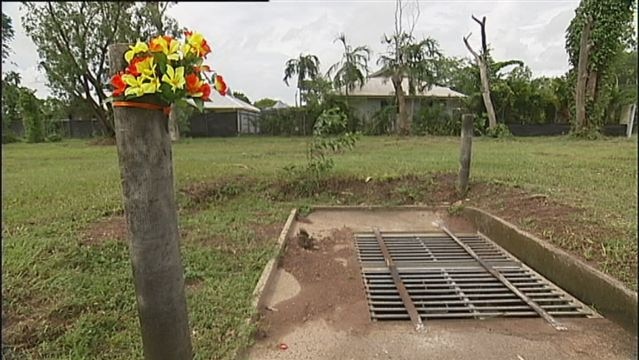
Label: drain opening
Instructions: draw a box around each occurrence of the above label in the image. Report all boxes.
[356,232,596,322]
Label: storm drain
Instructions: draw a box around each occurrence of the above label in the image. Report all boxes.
[355,230,597,327]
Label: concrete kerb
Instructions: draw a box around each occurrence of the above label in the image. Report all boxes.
[462,206,638,335]
[234,208,297,360]
[250,208,298,312]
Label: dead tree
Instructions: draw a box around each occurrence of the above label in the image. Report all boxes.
[575,16,593,132]
[463,15,497,130]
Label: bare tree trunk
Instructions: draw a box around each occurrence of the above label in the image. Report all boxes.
[575,18,592,131]
[392,75,409,135]
[168,103,179,142]
[458,114,474,195]
[478,60,497,129]
[463,31,497,130]
[108,43,192,360]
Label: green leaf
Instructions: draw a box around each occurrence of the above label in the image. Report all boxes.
[193,98,204,113]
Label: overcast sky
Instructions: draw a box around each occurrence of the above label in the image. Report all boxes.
[2,0,580,105]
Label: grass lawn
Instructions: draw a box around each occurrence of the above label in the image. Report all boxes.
[2,135,637,359]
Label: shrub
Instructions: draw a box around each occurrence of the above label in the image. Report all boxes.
[19,90,44,143]
[484,123,513,138]
[413,103,460,136]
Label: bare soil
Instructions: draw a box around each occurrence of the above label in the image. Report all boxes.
[81,215,128,245]
[257,227,370,339]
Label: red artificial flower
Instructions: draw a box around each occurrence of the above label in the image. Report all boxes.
[214,75,227,96]
[194,65,212,73]
[111,72,127,97]
[127,56,144,76]
[185,73,204,95]
[201,40,212,57]
[200,82,211,101]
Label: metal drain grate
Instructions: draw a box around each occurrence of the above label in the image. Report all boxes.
[356,231,597,323]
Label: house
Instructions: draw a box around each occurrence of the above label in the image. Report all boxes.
[266,100,290,110]
[186,91,261,137]
[336,74,466,125]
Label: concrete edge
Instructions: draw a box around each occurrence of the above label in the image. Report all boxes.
[236,208,298,360]
[462,206,638,334]
[250,208,298,311]
[309,205,451,212]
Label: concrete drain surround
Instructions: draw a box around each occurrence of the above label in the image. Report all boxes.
[356,232,596,321]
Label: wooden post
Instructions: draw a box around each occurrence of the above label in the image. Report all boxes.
[627,103,636,138]
[168,103,180,142]
[458,114,474,195]
[108,44,193,360]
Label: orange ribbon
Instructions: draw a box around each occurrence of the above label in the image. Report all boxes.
[113,101,171,115]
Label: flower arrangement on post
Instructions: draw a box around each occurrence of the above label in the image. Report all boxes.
[110,30,227,113]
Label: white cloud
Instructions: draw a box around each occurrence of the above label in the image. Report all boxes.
[3,0,581,103]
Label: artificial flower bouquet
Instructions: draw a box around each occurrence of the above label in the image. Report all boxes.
[110,30,227,112]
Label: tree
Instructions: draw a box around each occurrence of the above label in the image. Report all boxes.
[463,15,498,130]
[283,53,320,106]
[19,89,44,143]
[2,12,14,63]
[232,91,250,104]
[566,0,636,135]
[22,2,180,138]
[327,33,370,103]
[2,72,23,142]
[377,0,442,135]
[253,98,277,109]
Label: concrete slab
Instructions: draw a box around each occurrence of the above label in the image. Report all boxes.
[248,318,635,360]
[245,208,637,360]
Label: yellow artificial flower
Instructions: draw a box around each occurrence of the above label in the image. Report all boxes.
[135,56,156,81]
[124,41,149,63]
[122,74,158,97]
[149,35,181,61]
[161,65,185,92]
[184,30,211,57]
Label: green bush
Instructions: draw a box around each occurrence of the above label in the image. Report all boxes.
[365,105,396,135]
[484,123,513,138]
[46,133,63,142]
[19,90,44,143]
[413,103,460,136]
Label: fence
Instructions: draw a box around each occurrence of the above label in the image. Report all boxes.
[7,118,107,139]
[506,123,637,137]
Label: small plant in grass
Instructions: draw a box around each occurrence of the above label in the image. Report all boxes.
[283,107,359,195]
[447,203,465,216]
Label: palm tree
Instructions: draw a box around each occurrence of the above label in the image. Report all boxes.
[327,33,371,103]
[377,33,442,135]
[283,53,320,107]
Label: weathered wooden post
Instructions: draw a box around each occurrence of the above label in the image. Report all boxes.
[458,114,474,195]
[108,43,193,359]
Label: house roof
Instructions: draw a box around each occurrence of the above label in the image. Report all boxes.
[186,91,261,113]
[268,100,290,109]
[338,76,466,98]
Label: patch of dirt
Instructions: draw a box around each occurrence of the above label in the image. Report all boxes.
[82,215,190,246]
[178,175,257,210]
[258,227,370,339]
[81,215,128,245]
[87,137,116,146]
